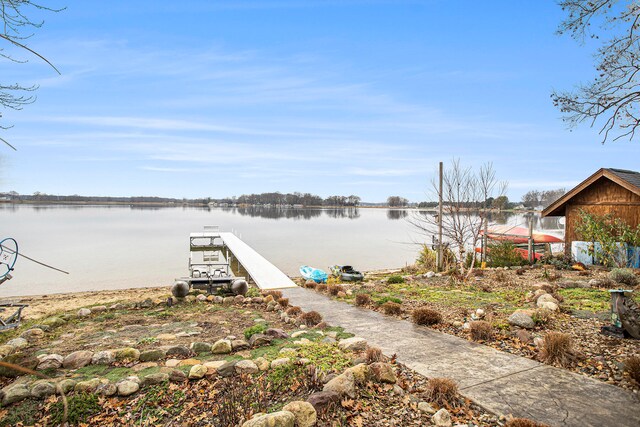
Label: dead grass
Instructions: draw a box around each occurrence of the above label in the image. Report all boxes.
[316,284,328,293]
[355,294,371,307]
[381,302,402,315]
[328,285,345,296]
[304,281,317,289]
[263,290,283,300]
[412,308,442,326]
[505,418,549,427]
[424,377,459,407]
[538,332,576,367]
[286,306,302,317]
[365,347,383,364]
[301,311,323,327]
[276,298,289,308]
[624,355,640,384]
[469,321,493,341]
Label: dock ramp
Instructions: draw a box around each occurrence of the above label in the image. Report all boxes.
[219,232,297,290]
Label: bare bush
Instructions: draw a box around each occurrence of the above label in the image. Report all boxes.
[505,418,549,427]
[301,311,323,327]
[263,290,283,299]
[328,285,345,296]
[424,377,459,407]
[286,306,302,317]
[277,298,289,308]
[538,332,576,367]
[381,302,402,315]
[355,293,371,306]
[316,284,327,293]
[469,321,493,341]
[412,308,442,326]
[624,355,640,384]
[365,347,384,364]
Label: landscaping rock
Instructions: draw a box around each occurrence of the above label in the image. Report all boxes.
[271,358,291,368]
[189,364,208,379]
[21,328,45,342]
[432,408,452,427]
[156,333,177,341]
[508,310,535,329]
[232,339,250,351]
[211,339,233,354]
[291,331,307,338]
[249,334,272,347]
[30,381,57,398]
[418,401,436,414]
[178,358,202,367]
[139,298,154,308]
[217,361,237,377]
[323,370,356,398]
[190,342,212,353]
[169,369,187,382]
[346,363,370,384]
[235,360,259,374]
[306,391,340,411]
[338,337,367,352]
[165,358,181,367]
[1,383,30,406]
[115,347,140,362]
[37,354,64,370]
[196,294,207,302]
[41,316,66,328]
[242,411,295,427]
[139,349,165,362]
[6,337,28,349]
[63,350,93,369]
[369,362,396,384]
[537,294,559,311]
[0,344,15,358]
[91,350,115,365]
[282,401,317,427]
[515,329,532,343]
[141,372,169,387]
[132,361,160,371]
[254,357,270,371]
[57,379,77,394]
[538,301,559,311]
[223,296,235,305]
[96,382,117,396]
[203,360,226,375]
[166,345,192,358]
[75,378,101,393]
[77,308,92,317]
[117,380,139,396]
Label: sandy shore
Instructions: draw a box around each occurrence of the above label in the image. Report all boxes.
[4,286,173,319]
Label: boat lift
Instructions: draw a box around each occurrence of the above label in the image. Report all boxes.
[0,237,27,331]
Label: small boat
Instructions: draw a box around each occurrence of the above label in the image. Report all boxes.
[330,265,364,282]
[300,265,328,283]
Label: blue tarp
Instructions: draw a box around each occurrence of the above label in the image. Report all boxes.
[572,241,640,267]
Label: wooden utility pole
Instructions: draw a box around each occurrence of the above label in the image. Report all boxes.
[528,216,534,264]
[437,161,443,272]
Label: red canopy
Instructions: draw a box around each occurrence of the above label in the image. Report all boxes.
[481,225,563,244]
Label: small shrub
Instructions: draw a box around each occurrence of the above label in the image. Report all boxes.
[301,311,323,326]
[469,320,493,341]
[516,267,526,276]
[355,293,371,306]
[316,284,328,293]
[624,355,640,384]
[286,306,302,317]
[609,268,639,287]
[365,347,383,364]
[417,245,457,271]
[328,285,345,296]
[387,275,405,284]
[412,308,442,326]
[487,241,526,267]
[244,323,268,340]
[381,301,402,315]
[424,377,459,407]
[263,290,283,299]
[277,297,289,307]
[538,332,576,367]
[304,281,317,289]
[505,419,549,427]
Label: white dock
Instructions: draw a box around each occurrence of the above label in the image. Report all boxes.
[219,232,298,290]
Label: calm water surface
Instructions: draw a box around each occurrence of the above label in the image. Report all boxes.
[0,205,563,297]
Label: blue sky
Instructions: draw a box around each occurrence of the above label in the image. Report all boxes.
[1,0,639,202]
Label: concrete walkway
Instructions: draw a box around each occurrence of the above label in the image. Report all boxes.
[281,287,640,427]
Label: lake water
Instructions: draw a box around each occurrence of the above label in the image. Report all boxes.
[0,205,563,297]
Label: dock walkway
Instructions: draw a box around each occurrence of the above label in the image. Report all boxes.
[218,232,296,290]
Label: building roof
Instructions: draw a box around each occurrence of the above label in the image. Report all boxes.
[542,168,640,217]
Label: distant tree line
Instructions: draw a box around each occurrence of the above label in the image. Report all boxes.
[387,196,409,207]
[0,191,207,204]
[223,192,360,207]
[521,188,566,209]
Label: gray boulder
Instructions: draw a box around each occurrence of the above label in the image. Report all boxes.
[30,381,57,398]
[432,408,452,427]
[1,383,30,406]
[37,354,64,370]
[211,339,232,354]
[242,411,295,427]
[282,401,317,427]
[508,310,535,329]
[323,370,356,398]
[338,337,367,352]
[63,350,93,369]
[117,380,139,396]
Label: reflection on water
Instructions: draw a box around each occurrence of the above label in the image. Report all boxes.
[387,209,408,220]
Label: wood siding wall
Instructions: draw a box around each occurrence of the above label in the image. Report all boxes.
[564,178,640,255]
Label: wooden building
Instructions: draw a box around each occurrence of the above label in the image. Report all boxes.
[542,168,640,255]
